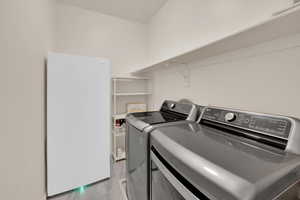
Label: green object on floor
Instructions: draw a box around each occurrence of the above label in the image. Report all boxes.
[75,186,87,194]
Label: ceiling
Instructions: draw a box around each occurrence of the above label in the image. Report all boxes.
[59,0,168,23]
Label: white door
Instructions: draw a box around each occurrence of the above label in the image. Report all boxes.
[47,53,111,196]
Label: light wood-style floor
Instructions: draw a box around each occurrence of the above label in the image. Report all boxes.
[48,160,126,200]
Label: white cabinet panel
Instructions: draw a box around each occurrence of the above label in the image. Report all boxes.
[47,53,111,196]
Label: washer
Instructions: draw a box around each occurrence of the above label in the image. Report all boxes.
[126,100,201,200]
[150,106,300,200]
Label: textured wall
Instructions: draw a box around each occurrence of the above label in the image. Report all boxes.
[148,34,300,118]
[54,2,148,75]
[0,0,54,199]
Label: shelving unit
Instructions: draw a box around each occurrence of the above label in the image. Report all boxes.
[114,92,152,96]
[112,74,150,80]
[113,113,127,120]
[112,116,126,161]
[111,76,151,161]
[132,5,300,74]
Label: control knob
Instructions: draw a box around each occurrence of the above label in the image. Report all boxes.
[225,112,236,122]
[170,103,176,109]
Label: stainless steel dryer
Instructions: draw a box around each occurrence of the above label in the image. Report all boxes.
[150,106,300,200]
[126,100,201,200]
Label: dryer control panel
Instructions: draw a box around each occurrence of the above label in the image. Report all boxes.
[202,107,292,140]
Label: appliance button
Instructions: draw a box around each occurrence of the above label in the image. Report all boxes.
[244,118,250,123]
[225,113,236,122]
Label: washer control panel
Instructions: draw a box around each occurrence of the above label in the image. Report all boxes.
[160,100,195,117]
[202,107,292,139]
[225,113,236,122]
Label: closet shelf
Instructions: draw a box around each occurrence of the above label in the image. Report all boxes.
[113,113,127,119]
[114,92,152,96]
[112,130,125,137]
[131,6,300,74]
[112,76,150,80]
[113,153,126,161]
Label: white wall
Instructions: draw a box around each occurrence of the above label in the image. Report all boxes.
[149,34,300,117]
[0,2,147,199]
[148,0,292,63]
[0,0,54,200]
[54,2,148,75]
[146,0,300,118]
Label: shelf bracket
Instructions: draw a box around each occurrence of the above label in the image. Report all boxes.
[170,61,191,88]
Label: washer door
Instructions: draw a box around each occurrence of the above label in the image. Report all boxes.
[150,147,210,200]
[151,156,185,200]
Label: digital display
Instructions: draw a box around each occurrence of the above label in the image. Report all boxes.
[249,116,290,137]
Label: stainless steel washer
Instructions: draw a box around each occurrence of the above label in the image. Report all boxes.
[126,100,201,200]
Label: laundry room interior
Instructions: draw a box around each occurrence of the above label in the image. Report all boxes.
[2,0,300,200]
